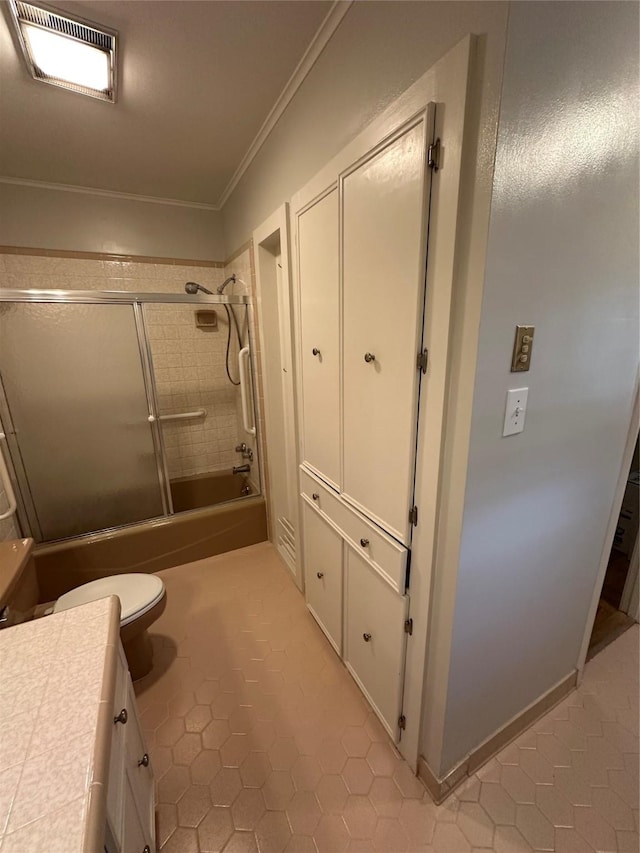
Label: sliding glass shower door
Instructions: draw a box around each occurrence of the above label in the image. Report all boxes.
[0,302,165,541]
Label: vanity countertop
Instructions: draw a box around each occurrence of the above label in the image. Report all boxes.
[0,594,121,852]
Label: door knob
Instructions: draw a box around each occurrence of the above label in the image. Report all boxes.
[312,348,321,357]
[114,708,128,725]
[364,352,376,363]
[317,572,324,579]
[138,753,150,767]
[360,538,369,548]
[363,633,372,642]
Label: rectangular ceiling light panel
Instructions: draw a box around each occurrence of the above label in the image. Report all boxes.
[8,0,117,102]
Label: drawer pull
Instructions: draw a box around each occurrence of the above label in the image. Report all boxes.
[312,493,319,501]
[364,352,376,363]
[114,708,128,725]
[363,633,372,642]
[138,753,150,767]
[316,572,324,579]
[360,538,369,548]
[312,348,321,357]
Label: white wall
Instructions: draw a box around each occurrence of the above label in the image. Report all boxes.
[0,183,225,260]
[430,0,639,775]
[222,0,509,252]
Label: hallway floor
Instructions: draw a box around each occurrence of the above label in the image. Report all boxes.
[135,543,639,853]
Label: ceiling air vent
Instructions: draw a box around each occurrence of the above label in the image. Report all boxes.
[8,0,117,102]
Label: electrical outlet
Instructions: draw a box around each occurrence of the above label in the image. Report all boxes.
[503,388,528,436]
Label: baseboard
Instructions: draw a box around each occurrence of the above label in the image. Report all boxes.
[418,670,578,804]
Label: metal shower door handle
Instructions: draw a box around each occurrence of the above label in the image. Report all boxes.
[238,347,256,436]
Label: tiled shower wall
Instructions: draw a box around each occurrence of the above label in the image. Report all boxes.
[0,250,263,537]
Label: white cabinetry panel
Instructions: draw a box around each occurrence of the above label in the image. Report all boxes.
[345,547,409,738]
[302,500,343,653]
[342,120,429,542]
[297,188,341,488]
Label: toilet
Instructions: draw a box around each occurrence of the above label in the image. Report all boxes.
[0,539,166,680]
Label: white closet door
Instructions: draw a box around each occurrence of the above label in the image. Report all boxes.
[297,188,341,488]
[342,119,429,542]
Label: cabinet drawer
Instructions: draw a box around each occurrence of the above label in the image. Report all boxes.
[300,466,408,593]
[302,502,343,654]
[344,546,408,739]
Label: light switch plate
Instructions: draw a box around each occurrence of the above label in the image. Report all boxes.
[503,388,528,436]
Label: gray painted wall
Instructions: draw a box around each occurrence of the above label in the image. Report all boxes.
[438,0,639,773]
[222,0,509,252]
[0,183,225,260]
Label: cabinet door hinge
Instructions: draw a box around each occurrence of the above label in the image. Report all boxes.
[408,506,418,527]
[398,714,406,730]
[428,138,441,171]
[404,618,413,636]
[417,349,428,374]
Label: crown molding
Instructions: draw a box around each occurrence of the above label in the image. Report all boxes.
[0,176,221,211]
[216,0,353,209]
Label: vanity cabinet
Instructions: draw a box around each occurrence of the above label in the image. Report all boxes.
[105,645,155,853]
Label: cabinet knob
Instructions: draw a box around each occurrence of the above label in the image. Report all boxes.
[316,572,324,579]
[360,538,369,548]
[312,493,319,501]
[138,753,150,767]
[312,348,321,357]
[143,847,151,853]
[363,633,372,642]
[114,708,128,725]
[364,352,376,363]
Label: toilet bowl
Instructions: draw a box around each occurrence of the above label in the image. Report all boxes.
[0,539,166,681]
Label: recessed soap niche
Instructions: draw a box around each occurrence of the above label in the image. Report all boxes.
[195,309,218,329]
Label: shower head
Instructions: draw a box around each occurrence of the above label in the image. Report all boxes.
[217,274,236,294]
[185,282,213,295]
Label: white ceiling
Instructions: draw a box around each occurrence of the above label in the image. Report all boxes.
[0,0,332,205]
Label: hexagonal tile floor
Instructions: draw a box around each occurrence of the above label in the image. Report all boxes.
[134,542,639,852]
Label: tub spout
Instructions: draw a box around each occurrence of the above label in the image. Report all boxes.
[233,464,251,474]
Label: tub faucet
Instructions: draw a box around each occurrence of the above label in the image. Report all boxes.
[233,464,251,474]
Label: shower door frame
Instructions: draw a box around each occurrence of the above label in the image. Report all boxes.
[0,289,251,543]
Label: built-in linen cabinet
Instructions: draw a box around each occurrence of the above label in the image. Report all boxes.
[293,103,436,745]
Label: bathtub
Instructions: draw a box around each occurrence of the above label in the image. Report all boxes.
[170,469,254,512]
[33,495,267,602]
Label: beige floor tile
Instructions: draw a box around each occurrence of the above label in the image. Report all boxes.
[132,544,638,852]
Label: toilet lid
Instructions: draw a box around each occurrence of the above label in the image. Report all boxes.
[53,573,165,627]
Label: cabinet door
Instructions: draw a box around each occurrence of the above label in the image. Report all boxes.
[122,770,148,853]
[297,188,341,488]
[124,680,155,848]
[302,501,343,654]
[342,119,430,543]
[344,547,408,739]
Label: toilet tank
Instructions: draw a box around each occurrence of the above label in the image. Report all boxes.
[0,539,39,628]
